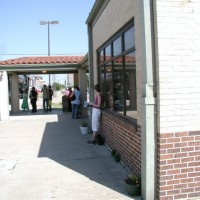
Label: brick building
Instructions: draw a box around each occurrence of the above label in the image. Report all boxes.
[86,0,200,199]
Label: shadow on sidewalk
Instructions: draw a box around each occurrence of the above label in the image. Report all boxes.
[9,108,140,199]
[36,109,131,198]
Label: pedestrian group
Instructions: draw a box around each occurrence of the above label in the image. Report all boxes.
[22,84,102,145]
[22,84,53,113]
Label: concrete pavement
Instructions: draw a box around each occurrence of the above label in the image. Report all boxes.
[0,109,141,200]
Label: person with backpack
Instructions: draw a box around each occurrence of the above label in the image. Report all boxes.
[70,86,81,119]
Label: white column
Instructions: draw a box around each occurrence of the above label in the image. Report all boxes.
[0,71,9,120]
[78,68,87,117]
[87,24,94,134]
[10,73,19,113]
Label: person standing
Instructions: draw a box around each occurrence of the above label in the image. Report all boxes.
[21,88,29,111]
[70,86,81,119]
[48,85,53,111]
[41,84,49,111]
[30,87,38,113]
[87,84,102,144]
[66,87,72,112]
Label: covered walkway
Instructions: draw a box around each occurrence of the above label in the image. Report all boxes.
[0,55,88,120]
[0,109,141,200]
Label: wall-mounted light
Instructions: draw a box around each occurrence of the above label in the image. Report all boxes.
[42,70,47,73]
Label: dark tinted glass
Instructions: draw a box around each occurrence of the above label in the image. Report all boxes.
[113,57,124,114]
[124,27,135,51]
[113,36,121,56]
[105,63,113,108]
[125,52,137,118]
[105,45,111,62]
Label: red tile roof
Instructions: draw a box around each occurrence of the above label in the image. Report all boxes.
[0,56,85,65]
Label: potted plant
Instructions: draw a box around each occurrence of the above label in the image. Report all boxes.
[124,174,141,196]
[97,134,104,145]
[80,120,88,134]
[111,149,121,162]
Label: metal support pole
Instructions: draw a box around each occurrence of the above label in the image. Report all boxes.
[40,20,58,85]
[139,0,157,199]
[47,22,51,85]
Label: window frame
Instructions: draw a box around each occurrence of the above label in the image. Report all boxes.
[97,19,136,121]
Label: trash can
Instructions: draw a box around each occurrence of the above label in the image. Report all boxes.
[62,95,68,112]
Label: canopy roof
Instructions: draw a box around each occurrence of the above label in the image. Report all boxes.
[0,56,88,74]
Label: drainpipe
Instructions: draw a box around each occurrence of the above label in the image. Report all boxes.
[87,23,94,133]
[139,0,157,199]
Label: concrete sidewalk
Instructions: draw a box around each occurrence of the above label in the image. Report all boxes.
[0,109,141,200]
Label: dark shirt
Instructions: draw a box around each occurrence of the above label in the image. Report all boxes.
[49,89,53,100]
[30,90,38,99]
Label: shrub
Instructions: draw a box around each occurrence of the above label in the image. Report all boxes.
[125,175,141,186]
[111,149,121,162]
[97,134,104,145]
[80,120,88,127]
[111,149,117,156]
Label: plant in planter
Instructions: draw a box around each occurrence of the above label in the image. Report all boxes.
[80,120,88,134]
[111,149,117,156]
[124,174,141,196]
[81,120,88,127]
[111,149,121,162]
[97,134,104,145]
[114,152,121,162]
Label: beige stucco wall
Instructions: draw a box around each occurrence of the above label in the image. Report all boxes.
[92,0,135,53]
[156,0,200,133]
[91,0,144,124]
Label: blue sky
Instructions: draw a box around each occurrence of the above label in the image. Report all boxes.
[0,0,95,84]
[0,0,95,61]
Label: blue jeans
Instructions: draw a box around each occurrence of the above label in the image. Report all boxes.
[43,98,49,111]
[72,104,79,119]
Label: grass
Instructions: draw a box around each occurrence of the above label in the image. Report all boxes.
[52,103,62,109]
[38,91,63,109]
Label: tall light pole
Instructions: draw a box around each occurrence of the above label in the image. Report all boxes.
[40,20,59,85]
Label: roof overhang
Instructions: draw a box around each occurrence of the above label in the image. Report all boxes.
[86,0,109,25]
[0,55,89,74]
[0,63,81,74]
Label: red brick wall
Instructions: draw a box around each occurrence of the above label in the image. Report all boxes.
[157,131,200,199]
[99,111,141,175]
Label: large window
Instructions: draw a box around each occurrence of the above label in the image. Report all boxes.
[113,36,121,56]
[98,20,137,119]
[113,57,123,113]
[124,52,136,118]
[124,27,135,51]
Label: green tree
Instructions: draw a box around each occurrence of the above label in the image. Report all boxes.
[52,82,65,91]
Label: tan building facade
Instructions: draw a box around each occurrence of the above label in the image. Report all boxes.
[87,0,200,199]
